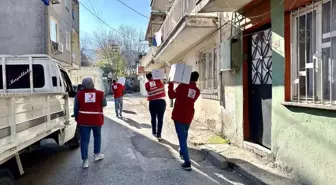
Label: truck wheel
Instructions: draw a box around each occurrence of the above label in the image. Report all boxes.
[68,127,81,149]
[0,169,15,185]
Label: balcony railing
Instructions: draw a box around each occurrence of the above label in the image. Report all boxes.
[161,0,198,41]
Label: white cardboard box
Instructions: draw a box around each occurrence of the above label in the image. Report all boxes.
[152,69,165,80]
[117,77,126,85]
[168,64,192,84]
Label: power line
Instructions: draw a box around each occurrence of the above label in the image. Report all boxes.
[79,2,146,42]
[116,0,150,19]
[80,1,120,34]
[86,0,106,30]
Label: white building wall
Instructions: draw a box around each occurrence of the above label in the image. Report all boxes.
[70,67,106,93]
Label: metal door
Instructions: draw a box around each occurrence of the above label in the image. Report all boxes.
[248,28,272,149]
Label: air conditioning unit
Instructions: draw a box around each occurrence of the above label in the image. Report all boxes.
[51,0,60,4]
[52,41,63,53]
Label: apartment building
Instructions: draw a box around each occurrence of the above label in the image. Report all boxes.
[140,0,336,184]
[0,0,80,69]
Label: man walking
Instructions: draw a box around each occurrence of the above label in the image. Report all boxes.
[145,73,166,141]
[168,72,200,171]
[74,77,107,169]
[112,79,125,117]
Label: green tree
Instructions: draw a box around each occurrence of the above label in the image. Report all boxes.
[95,53,126,79]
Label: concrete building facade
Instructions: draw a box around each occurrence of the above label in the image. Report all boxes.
[0,0,80,69]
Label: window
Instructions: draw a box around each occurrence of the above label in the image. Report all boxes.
[291,1,336,104]
[0,65,45,89]
[52,76,57,87]
[66,32,70,51]
[198,47,218,90]
[65,0,70,11]
[72,9,75,20]
[50,18,58,42]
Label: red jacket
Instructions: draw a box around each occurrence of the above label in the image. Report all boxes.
[77,89,104,126]
[145,79,166,101]
[112,83,125,98]
[168,82,200,124]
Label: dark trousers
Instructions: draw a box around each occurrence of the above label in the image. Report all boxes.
[149,99,166,137]
[174,121,190,163]
[79,126,102,160]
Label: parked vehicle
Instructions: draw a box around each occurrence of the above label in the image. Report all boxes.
[0,55,79,185]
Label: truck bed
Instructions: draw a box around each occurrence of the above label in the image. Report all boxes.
[0,93,69,165]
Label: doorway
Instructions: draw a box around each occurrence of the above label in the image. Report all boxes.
[247,27,272,149]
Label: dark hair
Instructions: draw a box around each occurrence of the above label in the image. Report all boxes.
[77,84,82,91]
[113,80,116,83]
[146,73,153,80]
[190,71,199,82]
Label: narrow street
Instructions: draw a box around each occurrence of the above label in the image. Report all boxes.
[17,94,251,185]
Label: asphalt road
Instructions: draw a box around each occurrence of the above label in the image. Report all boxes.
[17,96,252,185]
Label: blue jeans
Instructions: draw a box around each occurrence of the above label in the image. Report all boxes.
[174,121,190,163]
[79,126,102,160]
[149,99,166,137]
[115,97,123,115]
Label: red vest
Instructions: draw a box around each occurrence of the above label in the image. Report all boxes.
[77,89,104,126]
[112,83,124,98]
[145,79,166,101]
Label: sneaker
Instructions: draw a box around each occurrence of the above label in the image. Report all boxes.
[82,159,89,169]
[157,136,163,142]
[152,133,157,138]
[119,114,122,118]
[181,162,192,171]
[94,154,105,162]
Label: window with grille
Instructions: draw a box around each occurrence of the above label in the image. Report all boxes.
[198,46,218,90]
[291,0,336,104]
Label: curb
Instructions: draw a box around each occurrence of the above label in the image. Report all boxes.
[201,148,268,185]
[200,148,228,170]
[228,162,267,185]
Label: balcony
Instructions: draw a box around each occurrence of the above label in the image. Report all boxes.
[72,0,79,32]
[151,0,170,11]
[153,0,217,63]
[145,11,166,46]
[142,47,163,71]
[195,0,253,13]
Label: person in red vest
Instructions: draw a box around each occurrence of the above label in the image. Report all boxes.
[168,71,200,171]
[74,77,107,169]
[145,73,166,141]
[111,79,125,117]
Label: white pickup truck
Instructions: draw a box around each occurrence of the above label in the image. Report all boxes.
[0,55,80,185]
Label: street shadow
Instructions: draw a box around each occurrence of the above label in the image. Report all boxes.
[122,110,137,115]
[160,139,207,163]
[119,117,151,129]
[123,127,251,185]
[221,157,301,185]
[16,117,253,185]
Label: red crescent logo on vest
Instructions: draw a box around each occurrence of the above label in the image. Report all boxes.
[88,93,94,100]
